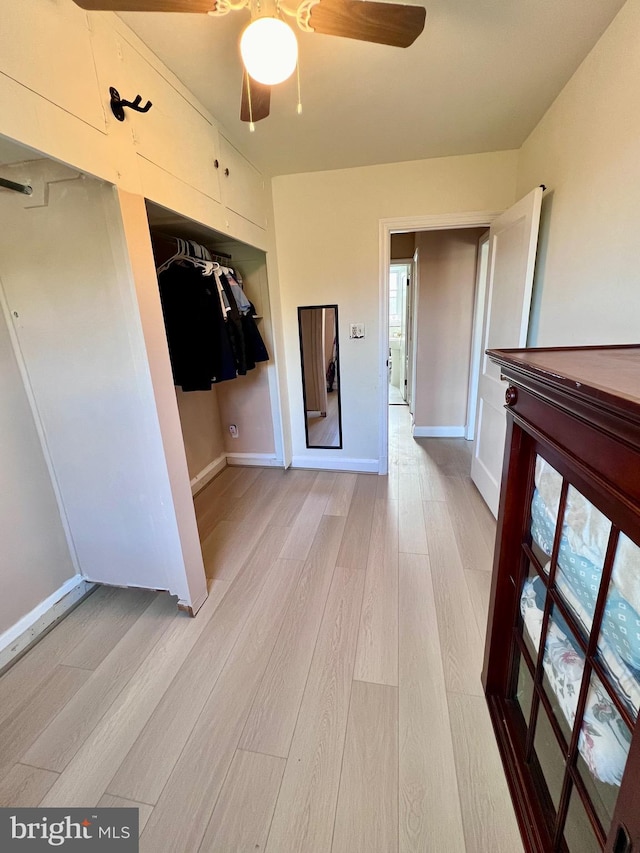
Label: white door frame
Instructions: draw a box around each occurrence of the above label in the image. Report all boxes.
[465,231,490,440]
[378,211,503,475]
[407,250,419,414]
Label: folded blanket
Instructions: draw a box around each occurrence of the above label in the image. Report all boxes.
[535,457,611,567]
[612,533,640,617]
[523,571,640,717]
[521,576,633,785]
[531,489,640,677]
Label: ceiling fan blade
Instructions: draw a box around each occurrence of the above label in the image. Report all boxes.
[240,74,271,123]
[309,0,426,48]
[71,0,216,11]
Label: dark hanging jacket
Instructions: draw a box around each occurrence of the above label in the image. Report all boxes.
[158,263,236,390]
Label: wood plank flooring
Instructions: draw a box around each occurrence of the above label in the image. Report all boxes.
[0,404,522,852]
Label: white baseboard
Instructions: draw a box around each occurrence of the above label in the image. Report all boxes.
[412,425,466,438]
[291,456,379,473]
[226,452,282,468]
[190,454,227,495]
[0,574,95,671]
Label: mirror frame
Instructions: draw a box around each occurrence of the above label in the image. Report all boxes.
[298,304,343,450]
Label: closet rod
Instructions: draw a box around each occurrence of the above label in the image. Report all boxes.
[0,177,32,196]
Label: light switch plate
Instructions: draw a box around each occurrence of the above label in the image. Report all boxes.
[349,323,365,339]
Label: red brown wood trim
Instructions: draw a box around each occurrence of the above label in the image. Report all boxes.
[488,694,561,852]
[489,345,640,427]
[483,420,536,693]
[508,407,640,535]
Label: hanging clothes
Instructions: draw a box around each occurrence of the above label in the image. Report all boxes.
[158,263,236,390]
[155,242,269,391]
[241,301,270,365]
[217,271,249,375]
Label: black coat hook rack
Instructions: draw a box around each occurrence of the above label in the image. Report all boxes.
[109,87,153,122]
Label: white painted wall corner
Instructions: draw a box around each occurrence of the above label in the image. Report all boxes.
[0,574,95,672]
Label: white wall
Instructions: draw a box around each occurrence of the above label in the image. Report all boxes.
[272,151,518,468]
[518,0,640,346]
[176,389,225,480]
[0,283,77,636]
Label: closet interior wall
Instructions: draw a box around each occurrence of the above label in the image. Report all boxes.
[0,152,200,644]
[145,201,277,495]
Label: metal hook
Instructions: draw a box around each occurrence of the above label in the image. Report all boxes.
[109,87,153,122]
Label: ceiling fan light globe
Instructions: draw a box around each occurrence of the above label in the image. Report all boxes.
[240,17,298,86]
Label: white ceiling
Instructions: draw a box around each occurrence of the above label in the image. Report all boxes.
[120,0,625,177]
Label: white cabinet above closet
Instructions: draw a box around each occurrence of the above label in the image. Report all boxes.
[219,135,267,229]
[92,25,222,205]
[0,0,105,134]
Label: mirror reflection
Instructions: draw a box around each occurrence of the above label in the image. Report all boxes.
[298,305,342,449]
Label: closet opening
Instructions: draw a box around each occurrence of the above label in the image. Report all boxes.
[144,200,279,559]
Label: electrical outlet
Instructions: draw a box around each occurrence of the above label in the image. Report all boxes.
[349,323,365,339]
[229,424,238,438]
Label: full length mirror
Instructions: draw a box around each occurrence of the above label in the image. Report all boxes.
[298,305,342,449]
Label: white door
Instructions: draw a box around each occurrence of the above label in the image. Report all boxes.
[470,187,543,516]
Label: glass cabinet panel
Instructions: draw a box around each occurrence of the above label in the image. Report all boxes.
[555,485,611,635]
[530,455,562,563]
[575,671,631,823]
[596,533,640,719]
[508,447,640,852]
[540,604,580,745]
[563,787,601,853]
[533,706,565,810]
[521,562,547,661]
[516,654,534,723]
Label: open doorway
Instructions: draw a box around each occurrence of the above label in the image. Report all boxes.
[378,212,500,475]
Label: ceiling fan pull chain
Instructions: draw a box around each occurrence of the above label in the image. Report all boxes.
[245,72,256,132]
[296,61,302,115]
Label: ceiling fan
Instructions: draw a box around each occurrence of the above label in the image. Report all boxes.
[71,0,427,125]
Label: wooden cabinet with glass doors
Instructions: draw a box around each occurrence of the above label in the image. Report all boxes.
[483,346,640,853]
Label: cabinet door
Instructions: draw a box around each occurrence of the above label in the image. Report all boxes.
[510,451,640,851]
[219,135,267,228]
[0,0,105,132]
[108,33,222,203]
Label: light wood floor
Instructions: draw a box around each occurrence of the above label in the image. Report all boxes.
[0,405,523,852]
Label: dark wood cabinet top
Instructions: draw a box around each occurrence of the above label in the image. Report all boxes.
[487,345,640,420]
